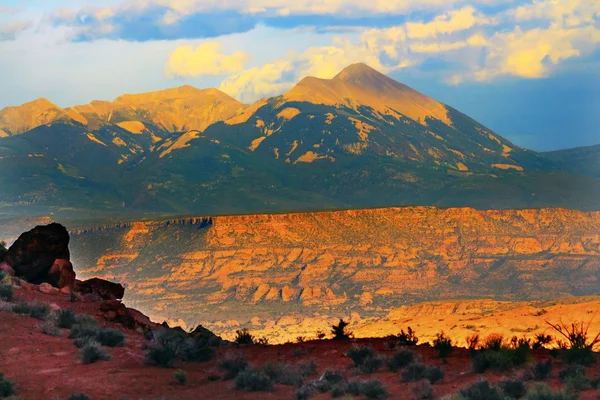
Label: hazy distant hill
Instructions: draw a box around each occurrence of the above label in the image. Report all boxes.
[1,63,599,219]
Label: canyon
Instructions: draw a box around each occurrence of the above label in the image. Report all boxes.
[57,206,600,343]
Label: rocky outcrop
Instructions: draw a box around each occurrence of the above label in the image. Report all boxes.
[77,278,125,300]
[6,223,75,288]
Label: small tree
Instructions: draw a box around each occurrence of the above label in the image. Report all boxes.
[397,327,418,346]
[331,319,352,340]
[234,328,255,345]
[433,331,453,358]
[546,316,600,365]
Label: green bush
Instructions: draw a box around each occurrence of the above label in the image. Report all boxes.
[388,348,415,371]
[0,373,16,397]
[564,373,590,392]
[558,364,585,381]
[234,328,255,345]
[179,338,214,362]
[73,336,95,349]
[96,328,125,347]
[174,369,187,385]
[69,325,100,340]
[145,329,186,368]
[56,308,77,329]
[262,361,302,386]
[74,314,98,327]
[401,362,426,382]
[500,379,526,399]
[79,342,111,364]
[424,365,444,384]
[11,302,31,315]
[29,301,51,320]
[525,383,577,400]
[346,379,388,399]
[471,346,529,373]
[219,352,248,380]
[533,359,552,380]
[459,380,501,400]
[348,345,377,367]
[0,283,13,302]
[433,331,454,358]
[235,368,272,392]
[359,355,384,374]
[39,320,61,336]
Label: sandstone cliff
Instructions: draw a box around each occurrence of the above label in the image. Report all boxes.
[66,207,600,342]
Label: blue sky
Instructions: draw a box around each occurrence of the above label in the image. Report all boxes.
[1,0,599,151]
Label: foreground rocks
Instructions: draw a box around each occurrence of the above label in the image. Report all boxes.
[5,223,75,288]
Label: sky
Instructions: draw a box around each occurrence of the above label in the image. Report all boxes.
[0,0,599,151]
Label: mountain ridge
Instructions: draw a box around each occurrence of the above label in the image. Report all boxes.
[1,63,599,219]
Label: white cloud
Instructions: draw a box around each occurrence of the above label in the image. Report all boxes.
[0,20,33,40]
[165,41,251,77]
[405,6,491,39]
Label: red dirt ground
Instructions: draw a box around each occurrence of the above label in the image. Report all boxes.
[1,288,599,400]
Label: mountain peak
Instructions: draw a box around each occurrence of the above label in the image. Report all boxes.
[333,63,383,81]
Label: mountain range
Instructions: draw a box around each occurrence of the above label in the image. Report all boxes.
[1,63,599,220]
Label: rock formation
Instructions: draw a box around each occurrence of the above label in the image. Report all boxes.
[6,223,75,288]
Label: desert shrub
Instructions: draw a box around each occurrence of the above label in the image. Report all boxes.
[533,334,553,350]
[500,379,526,399]
[346,379,388,399]
[73,336,95,349]
[79,342,110,364]
[256,336,269,345]
[174,369,187,385]
[483,334,504,351]
[295,380,330,400]
[234,328,255,345]
[360,356,384,374]
[316,330,326,340]
[459,380,501,400]
[414,381,434,400]
[424,365,444,384]
[0,373,16,397]
[525,383,577,400]
[297,359,317,377]
[144,328,188,368]
[388,348,415,371]
[558,364,585,381]
[471,344,529,373]
[533,359,552,380]
[262,361,302,386]
[331,319,352,340]
[28,301,51,320]
[0,283,13,302]
[348,345,377,366]
[39,320,61,336]
[466,334,480,351]
[564,373,589,392]
[296,336,305,343]
[11,302,31,315]
[546,319,599,366]
[74,314,98,327]
[69,292,78,302]
[69,325,100,340]
[219,352,248,380]
[179,338,214,362]
[235,368,272,392]
[56,308,77,329]
[68,394,89,400]
[397,327,419,346]
[321,370,345,385]
[401,362,426,382]
[96,328,125,347]
[433,331,454,358]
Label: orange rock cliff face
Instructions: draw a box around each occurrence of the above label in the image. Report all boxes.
[64,207,600,343]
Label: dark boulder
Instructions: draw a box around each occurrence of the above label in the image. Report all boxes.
[6,223,73,287]
[77,278,125,300]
